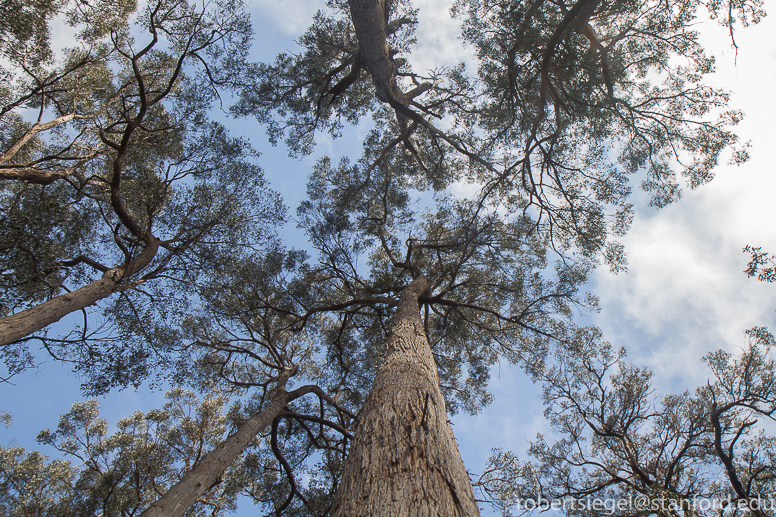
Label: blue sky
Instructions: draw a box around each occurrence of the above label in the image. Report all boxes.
[2,1,776,515]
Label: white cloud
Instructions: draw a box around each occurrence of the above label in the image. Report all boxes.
[247,0,326,37]
[411,0,476,72]
[587,14,776,391]
[447,178,482,200]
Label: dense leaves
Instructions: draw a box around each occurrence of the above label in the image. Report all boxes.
[296,133,591,413]
[239,0,758,264]
[1,390,244,516]
[0,0,283,386]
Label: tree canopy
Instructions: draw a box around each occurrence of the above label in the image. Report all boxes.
[1,0,773,516]
[476,327,776,517]
[0,0,283,385]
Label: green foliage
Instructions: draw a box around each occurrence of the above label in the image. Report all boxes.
[0,180,96,315]
[745,245,776,283]
[1,390,248,516]
[294,132,592,414]
[238,0,758,264]
[0,0,284,388]
[233,7,378,156]
[476,328,776,516]
[0,446,77,516]
[1,0,771,515]
[0,0,60,67]
[452,0,754,258]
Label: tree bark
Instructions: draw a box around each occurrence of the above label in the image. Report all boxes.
[329,276,480,517]
[347,0,400,104]
[0,240,159,347]
[0,168,71,184]
[347,0,419,126]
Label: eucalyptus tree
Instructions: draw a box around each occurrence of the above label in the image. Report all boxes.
[232,0,763,514]
[1,0,766,514]
[90,144,589,516]
[237,0,758,262]
[286,128,590,515]
[138,247,360,517]
[1,242,362,517]
[0,0,282,378]
[475,327,776,517]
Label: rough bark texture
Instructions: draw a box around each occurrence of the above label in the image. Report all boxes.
[330,276,480,517]
[0,240,158,346]
[141,382,294,517]
[346,0,418,125]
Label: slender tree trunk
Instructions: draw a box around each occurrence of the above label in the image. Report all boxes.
[142,381,286,517]
[0,241,158,346]
[330,276,480,517]
[141,378,335,517]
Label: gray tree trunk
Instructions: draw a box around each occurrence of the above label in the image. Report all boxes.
[347,0,410,109]
[0,240,158,347]
[329,276,480,517]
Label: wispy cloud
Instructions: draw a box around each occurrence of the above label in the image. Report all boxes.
[247,0,327,37]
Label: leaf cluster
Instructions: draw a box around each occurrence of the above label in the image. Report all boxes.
[477,327,776,517]
[0,0,284,386]
[2,390,245,516]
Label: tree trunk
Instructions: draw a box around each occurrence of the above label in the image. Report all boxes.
[0,241,158,347]
[347,0,397,104]
[329,276,480,517]
[347,0,414,117]
[141,379,334,517]
[142,381,284,517]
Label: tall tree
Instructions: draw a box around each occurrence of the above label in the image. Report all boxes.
[234,130,592,514]
[328,276,480,515]
[237,0,758,262]
[0,0,282,382]
[233,0,764,514]
[1,0,767,515]
[137,247,360,515]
